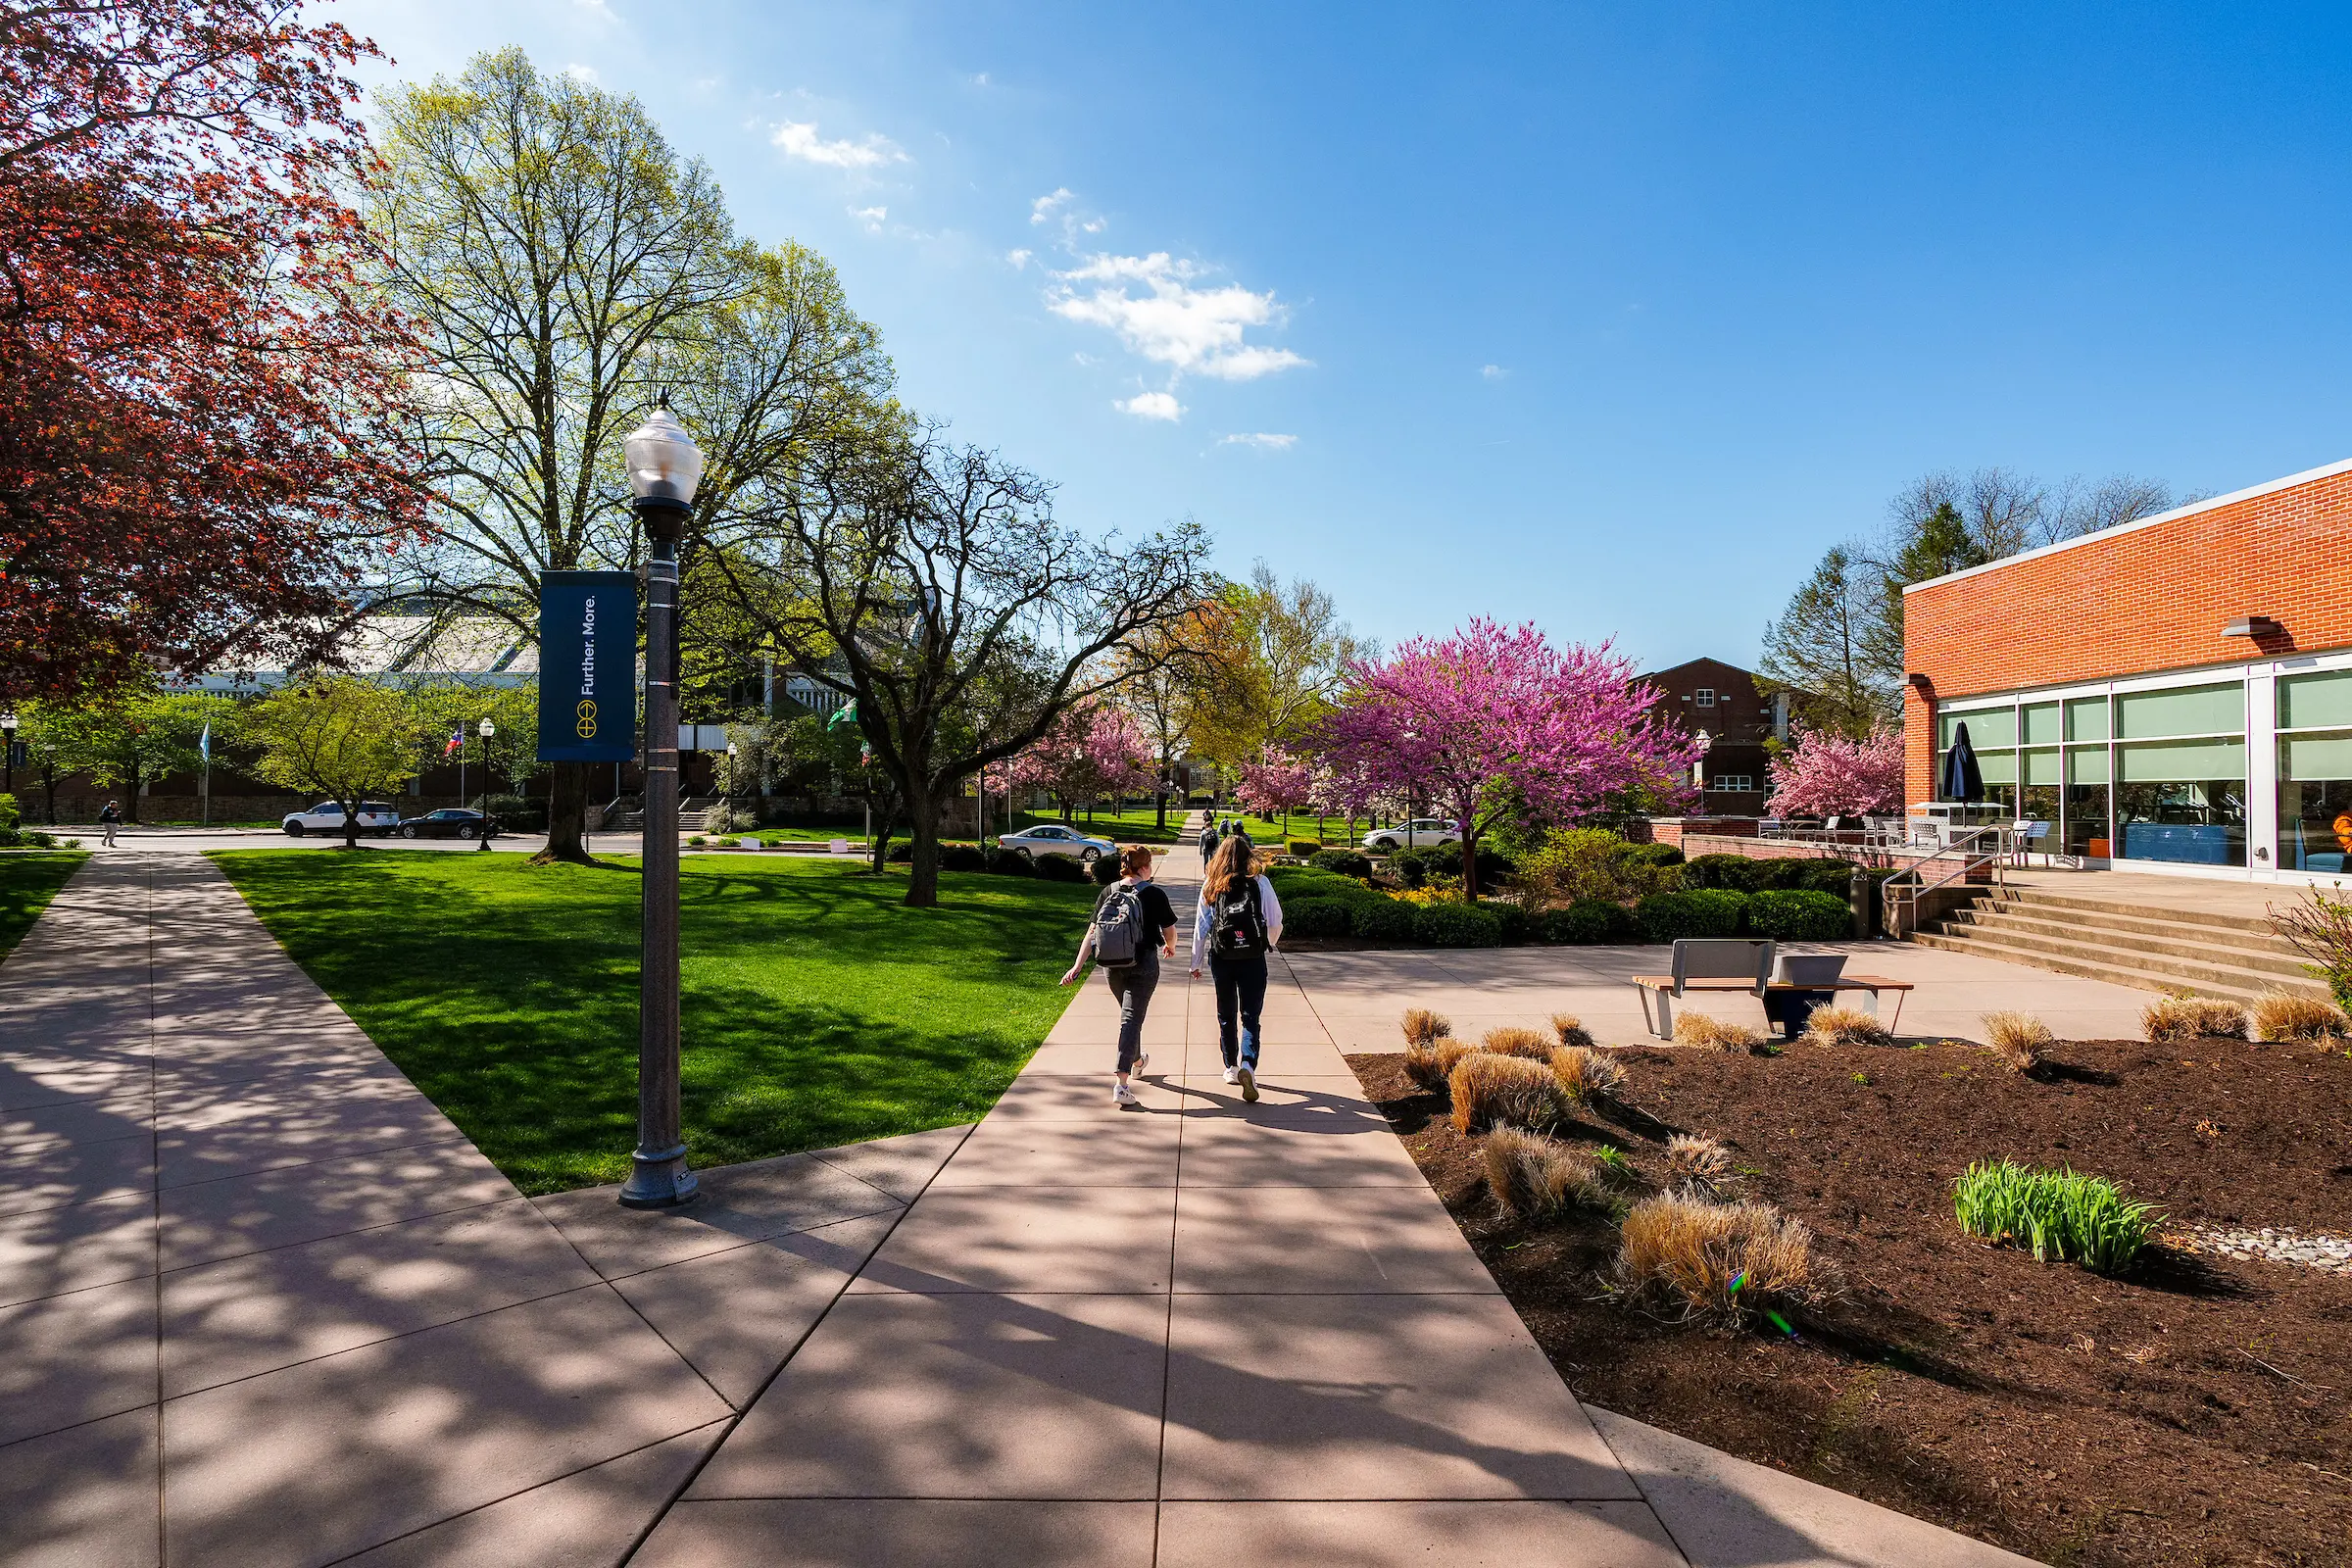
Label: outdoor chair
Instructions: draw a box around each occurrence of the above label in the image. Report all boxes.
[2010,819,2051,866]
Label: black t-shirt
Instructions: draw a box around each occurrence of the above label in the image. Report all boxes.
[1097,879,1178,949]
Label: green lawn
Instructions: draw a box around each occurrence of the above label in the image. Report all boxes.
[211,851,1098,1194]
[1201,812,1368,849]
[0,853,89,958]
[1005,804,1192,845]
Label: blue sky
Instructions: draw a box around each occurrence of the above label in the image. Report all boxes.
[336,1,2352,670]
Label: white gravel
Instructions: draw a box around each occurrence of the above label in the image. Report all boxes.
[2172,1225,2352,1274]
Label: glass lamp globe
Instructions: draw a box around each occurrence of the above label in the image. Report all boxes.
[479,717,496,738]
[623,404,704,506]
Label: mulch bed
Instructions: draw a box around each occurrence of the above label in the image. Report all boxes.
[1348,1037,2352,1566]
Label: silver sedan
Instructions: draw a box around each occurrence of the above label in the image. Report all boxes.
[997,824,1117,862]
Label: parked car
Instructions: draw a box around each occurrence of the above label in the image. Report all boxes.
[395,808,501,841]
[1361,818,1460,853]
[281,801,402,837]
[997,823,1117,862]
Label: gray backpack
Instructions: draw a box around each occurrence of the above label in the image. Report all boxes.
[1094,883,1145,967]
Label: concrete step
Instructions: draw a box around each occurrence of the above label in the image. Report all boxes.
[1945,905,2314,982]
[1913,924,2328,1004]
[1995,885,2287,938]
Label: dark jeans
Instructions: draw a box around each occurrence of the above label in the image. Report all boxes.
[1105,951,1159,1074]
[1209,952,1268,1070]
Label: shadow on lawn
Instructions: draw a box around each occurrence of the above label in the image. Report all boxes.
[209,852,1096,1194]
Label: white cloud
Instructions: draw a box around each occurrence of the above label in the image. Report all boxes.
[563,63,600,85]
[1116,391,1185,421]
[1481,363,1508,379]
[772,121,906,170]
[1005,248,1032,269]
[850,205,887,230]
[1047,252,1308,382]
[1031,187,1073,224]
[1219,432,1297,450]
[972,72,991,86]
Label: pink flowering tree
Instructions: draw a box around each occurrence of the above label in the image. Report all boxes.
[1237,745,1316,835]
[1312,619,1701,898]
[1005,705,1154,822]
[1764,724,1904,819]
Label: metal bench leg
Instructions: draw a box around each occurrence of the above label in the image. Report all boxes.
[1640,989,1673,1041]
[1885,991,1906,1036]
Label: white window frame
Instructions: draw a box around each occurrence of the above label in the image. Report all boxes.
[1693,688,1715,708]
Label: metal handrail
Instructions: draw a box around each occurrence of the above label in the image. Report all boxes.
[1885,824,2011,936]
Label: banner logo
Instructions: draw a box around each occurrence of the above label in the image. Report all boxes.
[575,700,599,738]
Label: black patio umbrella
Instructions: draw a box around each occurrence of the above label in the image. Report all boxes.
[1940,720,1985,803]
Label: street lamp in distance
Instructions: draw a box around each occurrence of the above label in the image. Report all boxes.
[1,711,15,797]
[476,717,497,852]
[619,400,703,1210]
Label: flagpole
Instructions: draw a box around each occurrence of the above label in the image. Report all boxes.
[200,724,210,828]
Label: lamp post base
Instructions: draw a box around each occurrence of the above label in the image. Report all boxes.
[617,1143,699,1208]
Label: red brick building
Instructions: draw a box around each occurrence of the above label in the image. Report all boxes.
[1902,456,2352,880]
[1638,657,1790,814]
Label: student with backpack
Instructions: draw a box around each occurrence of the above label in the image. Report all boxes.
[1196,814,1219,863]
[1060,845,1180,1106]
[1189,834,1285,1102]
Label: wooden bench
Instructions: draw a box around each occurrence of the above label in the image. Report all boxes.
[1632,975,1914,1039]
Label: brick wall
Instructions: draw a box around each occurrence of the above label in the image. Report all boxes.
[1901,460,2352,802]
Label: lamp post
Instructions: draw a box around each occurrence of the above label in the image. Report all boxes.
[725,740,738,804]
[1693,728,1713,798]
[620,400,704,1210]
[476,718,496,851]
[1,711,15,797]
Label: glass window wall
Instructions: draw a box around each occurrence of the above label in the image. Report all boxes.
[2065,747,2110,858]
[2116,739,2246,865]
[2065,696,2110,742]
[2116,682,2243,739]
[2023,703,2062,746]
[2275,671,2352,871]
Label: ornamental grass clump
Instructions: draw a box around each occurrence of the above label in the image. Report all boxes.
[2141,995,2249,1044]
[1800,1003,1892,1048]
[1401,1044,1449,1093]
[1951,1159,2162,1275]
[1484,1127,1612,1220]
[1549,1013,1595,1051]
[1673,1013,1761,1052]
[1479,1025,1556,1060]
[1399,1007,1450,1048]
[1449,1053,1574,1135]
[1665,1133,1737,1200]
[1981,1010,2054,1073]
[1549,1045,1628,1104]
[1613,1195,1831,1325]
[2250,989,2352,1044]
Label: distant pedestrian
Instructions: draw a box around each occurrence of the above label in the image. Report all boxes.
[97,800,121,848]
[1191,834,1285,1102]
[1061,845,1180,1106]
[1196,814,1218,863]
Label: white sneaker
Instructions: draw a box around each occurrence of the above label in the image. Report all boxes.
[1134,1052,1149,1075]
[1237,1064,1258,1102]
[1222,1066,1240,1085]
[1111,1082,1139,1106]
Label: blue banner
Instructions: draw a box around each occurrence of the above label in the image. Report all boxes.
[537,570,637,763]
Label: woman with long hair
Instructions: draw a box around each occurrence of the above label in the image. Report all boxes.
[1189,834,1285,1101]
[1060,845,1179,1106]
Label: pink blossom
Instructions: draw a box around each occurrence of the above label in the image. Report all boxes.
[1312,619,1700,896]
[1236,746,1315,818]
[1764,724,1905,818]
[1004,706,1154,815]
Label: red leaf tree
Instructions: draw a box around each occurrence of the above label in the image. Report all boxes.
[0,0,422,699]
[1004,704,1153,822]
[1236,745,1315,834]
[1312,618,1699,897]
[1764,723,1905,818]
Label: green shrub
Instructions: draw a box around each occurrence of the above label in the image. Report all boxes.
[1682,853,1765,892]
[1348,898,1419,942]
[1635,889,1747,942]
[1034,854,1088,883]
[1620,841,1685,869]
[1952,1160,2161,1275]
[1284,897,1352,939]
[1747,889,1851,941]
[1788,858,1862,895]
[1415,902,1504,948]
[1489,901,1531,946]
[1538,899,1638,944]
[986,849,1035,876]
[1306,847,1373,878]
[1286,839,1320,858]
[940,844,988,872]
[1418,840,1515,888]
[1390,850,1428,889]
[0,793,20,829]
[1089,855,1120,885]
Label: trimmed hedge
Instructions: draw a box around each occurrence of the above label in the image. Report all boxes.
[1348,898,1419,942]
[1415,840,1516,888]
[1283,897,1352,939]
[1489,902,1531,947]
[1286,839,1321,858]
[985,849,1034,875]
[1089,855,1121,885]
[1620,842,1685,869]
[1635,888,1748,941]
[1306,848,1374,878]
[1748,888,1850,941]
[1537,899,1639,944]
[1414,902,1503,948]
[1034,855,1090,883]
[940,844,988,872]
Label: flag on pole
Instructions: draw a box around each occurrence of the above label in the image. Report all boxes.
[443,726,464,759]
[198,723,210,764]
[826,699,858,730]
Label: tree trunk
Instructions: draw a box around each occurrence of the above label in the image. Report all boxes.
[40,761,58,826]
[866,784,900,875]
[1154,787,1168,831]
[1461,825,1480,900]
[126,764,143,823]
[338,794,361,850]
[533,761,594,865]
[904,781,941,907]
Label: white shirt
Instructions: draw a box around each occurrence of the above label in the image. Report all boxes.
[1191,873,1284,967]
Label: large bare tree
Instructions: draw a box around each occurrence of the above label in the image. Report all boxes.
[706,428,1213,906]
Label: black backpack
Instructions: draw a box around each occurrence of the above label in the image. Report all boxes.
[1209,875,1268,956]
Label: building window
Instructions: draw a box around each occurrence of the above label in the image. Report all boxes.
[1708,774,1754,793]
[1693,689,1715,708]
[2276,669,2352,872]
